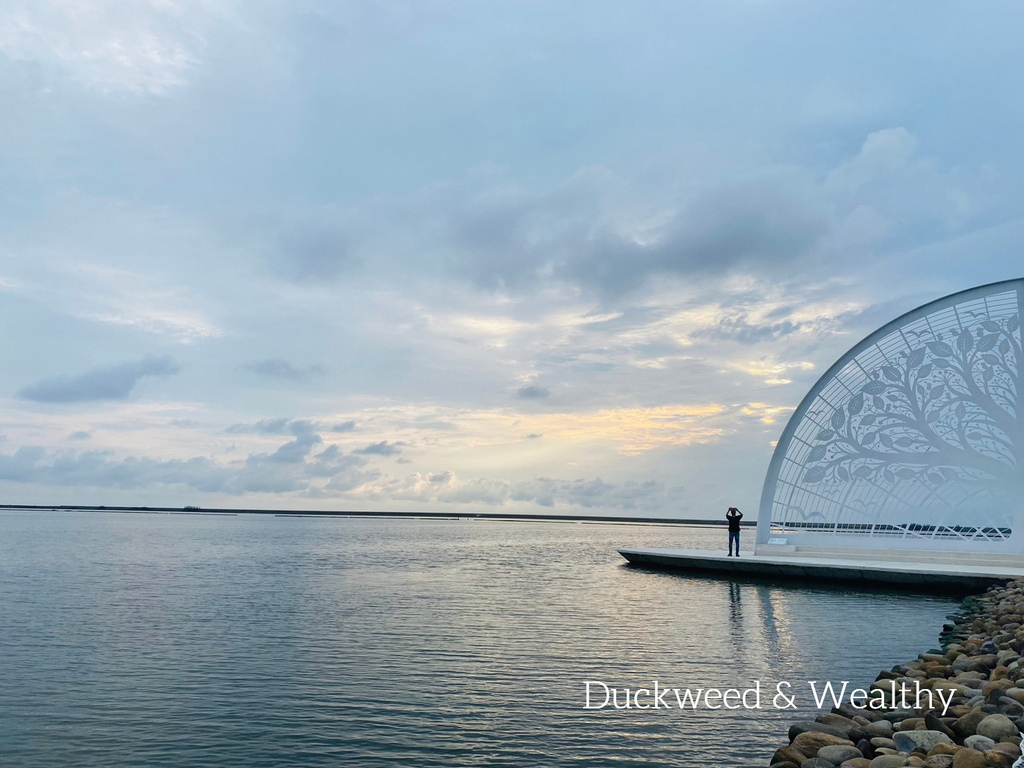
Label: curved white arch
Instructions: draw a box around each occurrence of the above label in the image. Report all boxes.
[757,279,1024,553]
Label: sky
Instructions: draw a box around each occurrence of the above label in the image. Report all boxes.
[1,0,1023,517]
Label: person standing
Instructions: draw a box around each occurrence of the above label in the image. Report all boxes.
[726,507,743,556]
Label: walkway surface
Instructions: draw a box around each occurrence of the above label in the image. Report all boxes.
[617,548,1024,590]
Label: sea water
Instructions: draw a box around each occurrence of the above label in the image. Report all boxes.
[0,511,960,766]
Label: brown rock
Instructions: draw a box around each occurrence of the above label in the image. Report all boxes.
[951,747,987,768]
[790,721,853,742]
[792,731,854,758]
[835,703,882,722]
[897,718,926,731]
[992,740,1023,758]
[773,746,808,765]
[983,679,1014,698]
[817,713,861,734]
[982,750,1015,768]
[967,656,999,673]
[1004,688,1024,705]
[869,756,908,767]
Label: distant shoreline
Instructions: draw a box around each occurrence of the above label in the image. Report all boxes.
[0,504,756,527]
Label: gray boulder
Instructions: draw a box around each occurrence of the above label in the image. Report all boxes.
[977,713,1019,743]
[963,734,996,751]
[891,730,952,754]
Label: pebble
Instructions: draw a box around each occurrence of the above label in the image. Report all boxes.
[792,731,854,758]
[950,749,986,768]
[961,734,995,751]
[818,745,864,764]
[791,721,853,742]
[863,721,896,737]
[801,758,836,768]
[869,756,908,767]
[767,579,1024,767]
[891,731,952,754]
[977,713,1019,743]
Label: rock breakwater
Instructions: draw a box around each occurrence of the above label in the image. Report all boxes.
[770,579,1024,768]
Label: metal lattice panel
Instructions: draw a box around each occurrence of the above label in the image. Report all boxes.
[756,280,1024,551]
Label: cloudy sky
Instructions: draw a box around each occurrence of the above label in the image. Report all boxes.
[0,1,1022,517]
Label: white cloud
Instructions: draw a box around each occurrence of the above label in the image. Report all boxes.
[65,264,224,342]
[0,0,233,95]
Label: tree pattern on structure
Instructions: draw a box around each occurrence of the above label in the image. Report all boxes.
[802,314,1020,494]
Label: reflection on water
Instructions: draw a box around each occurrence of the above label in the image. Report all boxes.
[728,581,744,648]
[756,585,783,661]
[0,513,960,767]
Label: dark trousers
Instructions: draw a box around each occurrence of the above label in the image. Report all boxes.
[728,530,740,555]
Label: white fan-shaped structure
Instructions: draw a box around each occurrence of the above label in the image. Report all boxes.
[756,279,1024,554]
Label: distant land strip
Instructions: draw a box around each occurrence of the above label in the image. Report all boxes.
[0,504,756,526]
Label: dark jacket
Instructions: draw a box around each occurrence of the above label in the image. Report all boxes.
[727,511,743,533]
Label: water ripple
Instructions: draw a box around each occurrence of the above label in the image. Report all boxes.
[0,513,959,766]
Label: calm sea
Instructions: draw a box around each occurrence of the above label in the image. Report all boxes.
[0,511,960,767]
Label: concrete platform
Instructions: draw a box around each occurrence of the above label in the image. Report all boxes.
[617,548,1024,591]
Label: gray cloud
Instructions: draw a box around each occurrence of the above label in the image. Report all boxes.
[649,181,827,278]
[273,226,357,281]
[226,418,290,435]
[265,165,830,302]
[252,123,984,332]
[0,438,377,497]
[691,314,804,344]
[244,359,327,381]
[439,171,829,297]
[355,440,403,456]
[18,356,179,403]
[267,431,322,463]
[226,418,318,436]
[331,420,357,433]
[69,431,91,440]
[516,385,549,400]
